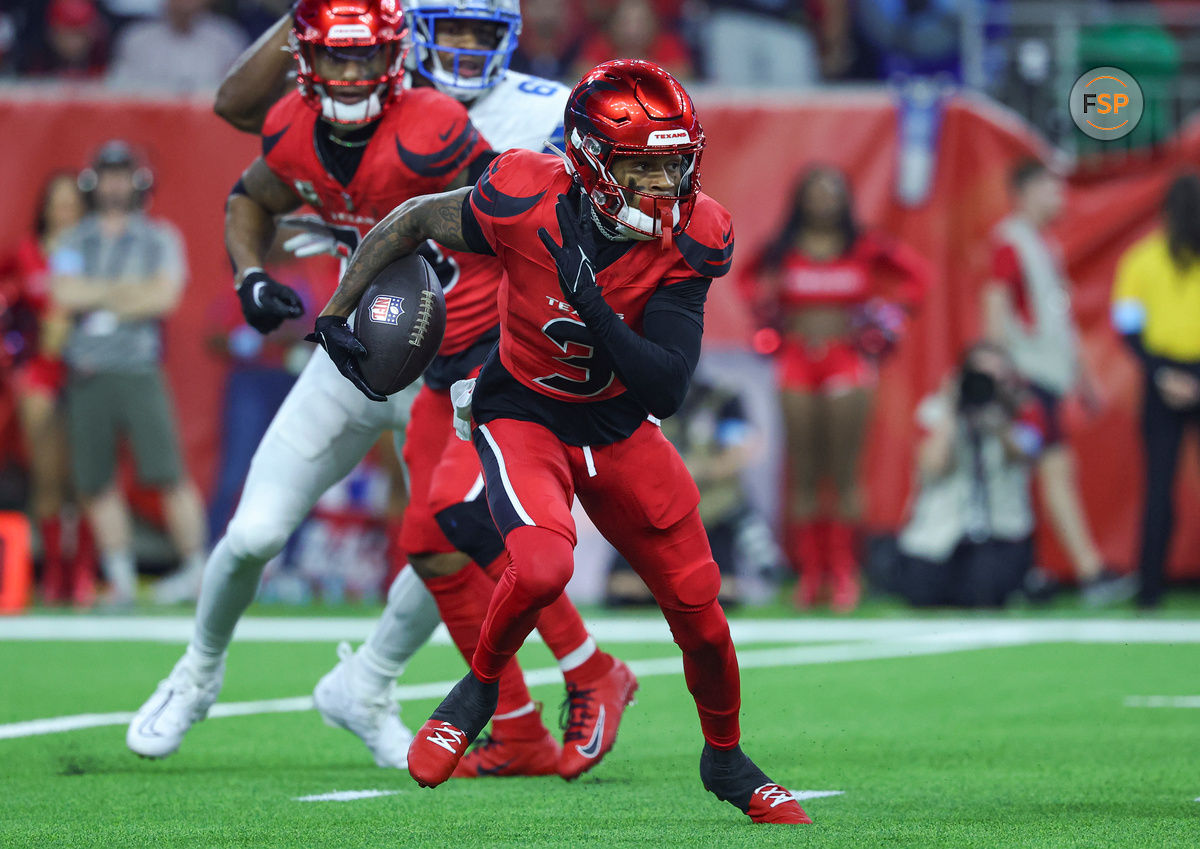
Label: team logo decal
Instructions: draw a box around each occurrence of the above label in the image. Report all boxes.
[369,295,405,325]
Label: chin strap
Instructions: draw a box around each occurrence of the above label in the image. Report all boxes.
[659,205,675,251]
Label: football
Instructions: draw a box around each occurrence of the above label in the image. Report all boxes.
[352,253,446,396]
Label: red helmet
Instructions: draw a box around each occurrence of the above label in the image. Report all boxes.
[293,0,407,125]
[564,60,705,241]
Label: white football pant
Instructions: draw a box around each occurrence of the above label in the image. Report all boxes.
[189,348,440,668]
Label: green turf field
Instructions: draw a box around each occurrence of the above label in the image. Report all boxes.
[2,605,1198,848]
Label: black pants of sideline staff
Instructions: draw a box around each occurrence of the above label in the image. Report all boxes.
[898,537,1033,608]
[1137,374,1200,608]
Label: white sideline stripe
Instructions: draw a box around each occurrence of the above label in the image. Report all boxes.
[6,616,1200,645]
[294,790,401,802]
[0,631,1019,742]
[791,790,845,801]
[1125,696,1200,708]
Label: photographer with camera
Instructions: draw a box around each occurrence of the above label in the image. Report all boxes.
[894,343,1047,607]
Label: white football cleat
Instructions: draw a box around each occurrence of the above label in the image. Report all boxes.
[127,656,224,758]
[313,642,412,769]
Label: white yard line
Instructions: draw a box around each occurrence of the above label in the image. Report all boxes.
[294,790,403,802]
[5,615,1200,644]
[0,630,1027,742]
[1124,696,1200,708]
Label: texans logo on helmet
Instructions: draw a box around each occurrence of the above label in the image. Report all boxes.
[369,294,405,325]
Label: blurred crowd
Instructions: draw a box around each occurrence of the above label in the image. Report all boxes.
[0,0,987,90]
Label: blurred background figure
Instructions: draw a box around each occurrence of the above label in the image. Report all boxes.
[700,0,820,88]
[606,374,786,607]
[508,0,580,82]
[1111,173,1200,610]
[854,0,964,80]
[18,0,111,80]
[741,165,931,613]
[1,171,98,607]
[895,343,1044,608]
[107,0,247,92]
[573,0,695,82]
[48,141,207,605]
[982,158,1133,607]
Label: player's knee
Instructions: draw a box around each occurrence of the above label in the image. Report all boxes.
[506,526,574,607]
[665,559,722,610]
[409,550,471,580]
[225,512,291,562]
[664,598,732,657]
[435,501,505,568]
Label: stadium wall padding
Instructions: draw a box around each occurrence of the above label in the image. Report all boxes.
[2,90,1198,580]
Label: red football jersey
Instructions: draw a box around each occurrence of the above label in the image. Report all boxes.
[261,89,495,353]
[468,148,734,404]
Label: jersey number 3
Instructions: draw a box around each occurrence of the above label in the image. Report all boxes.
[533,318,616,397]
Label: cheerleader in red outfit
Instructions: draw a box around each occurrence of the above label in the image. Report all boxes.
[4,172,97,606]
[742,166,931,611]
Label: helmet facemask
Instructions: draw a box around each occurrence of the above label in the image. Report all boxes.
[407,6,520,102]
[568,127,703,245]
[295,35,406,125]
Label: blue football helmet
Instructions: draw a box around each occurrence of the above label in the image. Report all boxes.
[404,0,521,101]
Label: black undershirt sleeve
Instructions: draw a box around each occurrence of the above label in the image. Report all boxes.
[460,191,495,256]
[568,277,711,419]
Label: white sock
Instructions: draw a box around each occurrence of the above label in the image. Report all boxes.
[557,636,597,673]
[183,643,224,678]
[101,550,137,598]
[351,566,441,697]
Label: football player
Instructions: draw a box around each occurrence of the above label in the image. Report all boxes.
[126,0,484,765]
[130,0,634,780]
[317,60,811,825]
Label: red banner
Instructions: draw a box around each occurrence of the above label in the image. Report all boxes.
[2,90,1198,578]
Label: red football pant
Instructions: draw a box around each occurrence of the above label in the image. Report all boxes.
[403,385,589,715]
[473,418,741,748]
[398,383,477,558]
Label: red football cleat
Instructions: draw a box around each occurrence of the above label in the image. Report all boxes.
[558,657,638,780]
[408,719,472,788]
[700,743,811,825]
[407,671,499,788]
[746,783,812,824]
[451,718,561,778]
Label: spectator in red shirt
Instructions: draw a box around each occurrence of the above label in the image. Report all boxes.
[741,165,931,612]
[19,0,110,79]
[982,158,1134,606]
[571,0,695,82]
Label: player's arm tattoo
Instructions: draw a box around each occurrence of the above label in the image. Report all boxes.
[321,187,473,318]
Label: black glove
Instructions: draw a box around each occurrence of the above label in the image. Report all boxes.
[537,192,599,306]
[237,268,305,334]
[304,315,386,402]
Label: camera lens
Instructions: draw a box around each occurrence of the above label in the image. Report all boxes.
[960,369,997,408]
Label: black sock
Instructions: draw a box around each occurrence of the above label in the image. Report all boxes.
[430,672,499,743]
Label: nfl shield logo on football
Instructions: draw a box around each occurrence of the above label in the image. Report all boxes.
[369,295,404,325]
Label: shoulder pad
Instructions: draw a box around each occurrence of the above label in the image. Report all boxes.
[391,89,487,179]
[472,150,563,219]
[675,194,735,278]
[261,91,305,156]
